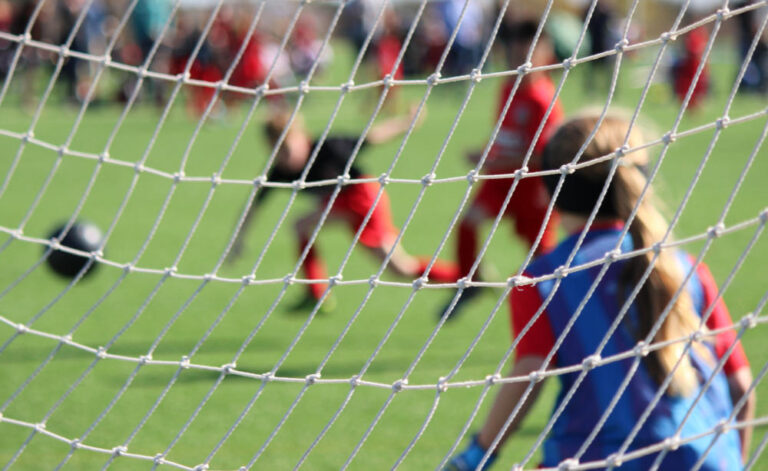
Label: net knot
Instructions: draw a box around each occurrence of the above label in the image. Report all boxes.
[715,117,730,129]
[561,58,574,71]
[164,266,177,277]
[262,372,274,383]
[707,223,725,239]
[716,7,729,21]
[560,164,574,175]
[35,422,46,433]
[241,275,254,286]
[466,169,479,183]
[558,458,579,471]
[633,341,650,357]
[486,373,501,386]
[470,68,482,83]
[437,377,449,392]
[513,167,528,180]
[305,373,320,385]
[652,242,663,255]
[690,329,704,342]
[614,39,629,52]
[102,54,112,67]
[761,208,768,223]
[606,453,623,468]
[337,174,349,186]
[667,434,681,450]
[714,419,730,435]
[16,323,28,334]
[299,80,310,95]
[173,171,184,183]
[606,249,621,262]
[392,379,407,392]
[615,145,630,158]
[222,363,236,374]
[292,179,306,190]
[96,346,108,359]
[350,375,361,387]
[740,313,757,329]
[421,173,435,186]
[70,438,81,450]
[382,74,394,88]
[412,276,427,289]
[194,464,209,471]
[553,265,567,279]
[341,80,354,92]
[662,131,676,144]
[134,161,145,174]
[528,370,544,383]
[98,151,109,163]
[123,264,133,274]
[211,173,221,186]
[378,173,390,186]
[283,274,295,285]
[21,131,33,143]
[660,31,677,43]
[139,355,152,365]
[427,72,441,86]
[329,275,342,286]
[517,62,532,75]
[112,445,127,457]
[154,454,166,465]
[57,145,67,157]
[253,176,265,188]
[180,356,191,369]
[581,354,601,370]
[59,44,70,57]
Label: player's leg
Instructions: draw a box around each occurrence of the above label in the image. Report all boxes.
[338,180,459,282]
[292,210,333,311]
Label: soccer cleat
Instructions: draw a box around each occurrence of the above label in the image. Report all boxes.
[438,286,483,321]
[286,293,337,314]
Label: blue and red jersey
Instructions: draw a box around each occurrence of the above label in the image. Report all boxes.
[510,223,748,470]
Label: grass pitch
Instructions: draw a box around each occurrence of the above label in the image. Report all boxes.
[1,42,767,470]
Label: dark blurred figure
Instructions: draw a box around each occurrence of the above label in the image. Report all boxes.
[130,0,172,105]
[734,1,767,94]
[670,22,710,110]
[583,1,619,94]
[58,0,107,104]
[438,0,485,76]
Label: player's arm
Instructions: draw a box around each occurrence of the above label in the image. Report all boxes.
[226,185,272,263]
[696,261,755,461]
[365,104,425,145]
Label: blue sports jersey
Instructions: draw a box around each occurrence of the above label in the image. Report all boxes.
[524,227,742,471]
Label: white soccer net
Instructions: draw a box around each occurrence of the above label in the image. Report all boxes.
[0,0,767,469]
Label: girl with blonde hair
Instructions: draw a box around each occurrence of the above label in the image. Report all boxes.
[448,113,754,470]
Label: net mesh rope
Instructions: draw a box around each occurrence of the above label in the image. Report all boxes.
[0,0,766,470]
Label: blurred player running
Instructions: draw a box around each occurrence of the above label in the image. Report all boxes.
[440,20,564,320]
[228,106,459,312]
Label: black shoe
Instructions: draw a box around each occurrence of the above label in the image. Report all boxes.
[438,286,482,321]
[286,293,337,314]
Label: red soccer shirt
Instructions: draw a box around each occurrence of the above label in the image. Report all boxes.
[491,75,564,169]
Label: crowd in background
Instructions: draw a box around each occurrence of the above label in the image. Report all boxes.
[0,0,766,115]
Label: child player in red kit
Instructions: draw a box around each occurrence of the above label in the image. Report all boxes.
[440,20,563,320]
[228,106,460,312]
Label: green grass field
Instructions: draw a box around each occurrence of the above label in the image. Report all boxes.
[1,40,767,470]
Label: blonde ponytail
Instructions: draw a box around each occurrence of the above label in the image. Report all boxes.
[542,113,708,397]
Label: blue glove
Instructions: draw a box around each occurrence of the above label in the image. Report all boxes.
[445,435,497,471]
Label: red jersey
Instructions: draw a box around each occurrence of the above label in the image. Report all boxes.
[491,75,564,169]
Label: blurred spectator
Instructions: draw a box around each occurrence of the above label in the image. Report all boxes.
[438,0,486,76]
[734,1,767,94]
[670,23,710,110]
[582,1,619,93]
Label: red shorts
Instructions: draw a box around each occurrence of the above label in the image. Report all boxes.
[326,179,398,248]
[472,173,559,252]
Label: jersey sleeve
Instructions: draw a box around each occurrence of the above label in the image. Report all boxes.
[696,262,750,376]
[509,278,556,361]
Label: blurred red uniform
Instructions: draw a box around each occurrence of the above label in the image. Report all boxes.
[456,75,564,280]
[673,26,710,109]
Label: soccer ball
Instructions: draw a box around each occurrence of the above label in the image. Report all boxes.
[45,221,104,279]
